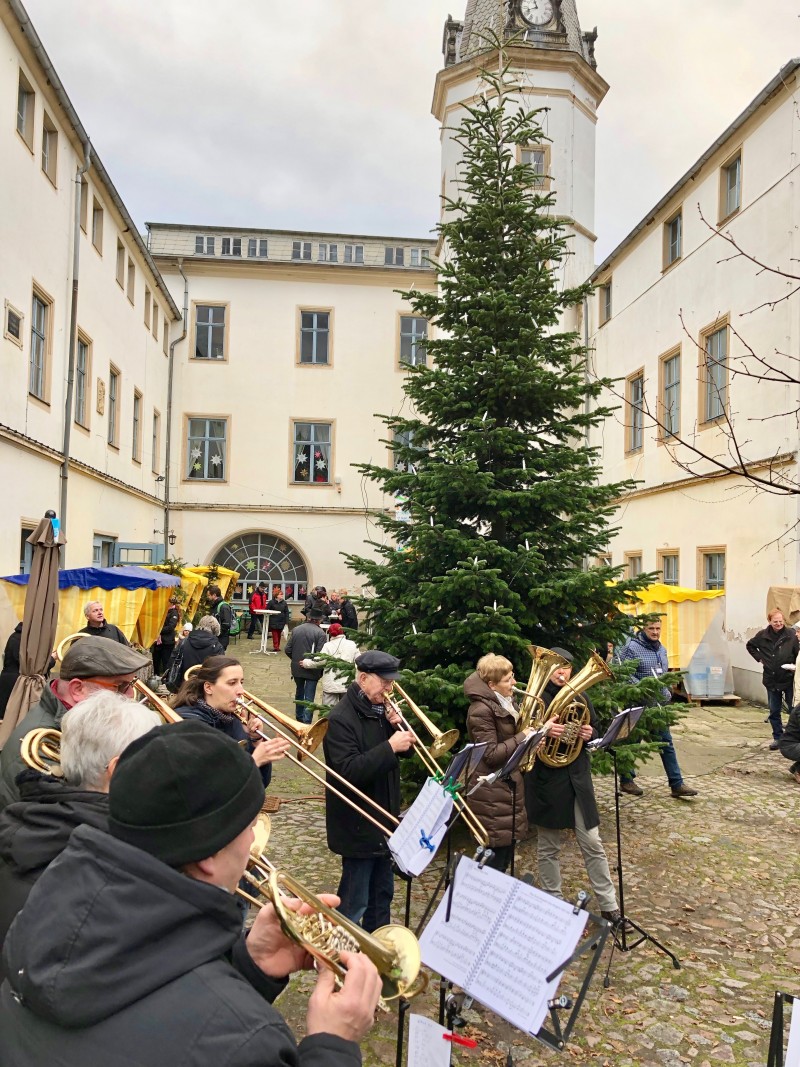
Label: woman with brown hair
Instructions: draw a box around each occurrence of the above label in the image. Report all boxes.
[171,656,290,788]
[464,653,547,873]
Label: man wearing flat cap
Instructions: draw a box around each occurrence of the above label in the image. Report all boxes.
[323,650,415,930]
[0,636,149,811]
[0,721,382,1066]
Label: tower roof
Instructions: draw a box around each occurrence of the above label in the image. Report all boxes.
[459,0,593,66]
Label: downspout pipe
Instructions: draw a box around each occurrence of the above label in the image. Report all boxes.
[164,261,188,556]
[60,141,92,558]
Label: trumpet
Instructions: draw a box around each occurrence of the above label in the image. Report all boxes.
[232,698,399,837]
[390,682,460,758]
[20,728,62,775]
[385,692,488,847]
[236,844,425,1005]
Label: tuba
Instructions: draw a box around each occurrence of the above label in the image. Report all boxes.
[237,846,426,1005]
[534,651,612,768]
[513,645,571,773]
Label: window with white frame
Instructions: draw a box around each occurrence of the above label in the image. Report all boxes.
[661,553,679,586]
[385,247,405,266]
[399,316,428,367]
[187,417,227,480]
[152,411,161,474]
[703,325,728,422]
[627,371,644,452]
[92,199,104,254]
[75,337,89,426]
[293,422,331,484]
[126,258,135,303]
[41,113,57,184]
[665,211,682,267]
[299,311,330,364]
[194,235,214,255]
[410,248,429,267]
[318,243,339,262]
[626,554,643,578]
[599,280,612,325]
[163,319,169,356]
[16,71,34,149]
[721,155,741,219]
[108,367,120,445]
[392,428,416,470]
[248,238,268,258]
[221,237,242,256]
[93,534,117,567]
[132,391,142,461]
[344,244,364,264]
[116,240,125,286]
[29,292,48,400]
[520,146,548,188]
[292,241,312,261]
[194,305,226,360]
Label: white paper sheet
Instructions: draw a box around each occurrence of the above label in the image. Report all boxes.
[389,777,454,876]
[787,996,800,1067]
[418,856,588,1036]
[407,1014,452,1067]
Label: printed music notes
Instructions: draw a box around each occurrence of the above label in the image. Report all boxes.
[419,856,588,1035]
[407,1015,452,1067]
[389,777,453,876]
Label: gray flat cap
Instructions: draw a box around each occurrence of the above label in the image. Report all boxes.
[60,636,150,680]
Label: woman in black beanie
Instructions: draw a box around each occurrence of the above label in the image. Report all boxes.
[171,656,289,788]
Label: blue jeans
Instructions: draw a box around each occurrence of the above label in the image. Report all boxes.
[622,727,684,790]
[337,855,395,932]
[293,677,318,724]
[767,684,792,740]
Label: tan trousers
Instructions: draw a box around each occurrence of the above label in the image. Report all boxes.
[536,799,618,912]
[321,691,344,707]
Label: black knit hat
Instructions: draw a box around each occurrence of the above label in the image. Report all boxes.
[550,647,574,664]
[108,721,265,867]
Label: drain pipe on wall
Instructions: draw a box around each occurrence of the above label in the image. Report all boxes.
[164,261,188,557]
[59,142,92,558]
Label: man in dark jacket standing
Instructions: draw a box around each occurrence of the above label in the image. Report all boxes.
[247,583,268,640]
[285,609,327,723]
[207,584,233,649]
[340,593,358,632]
[0,720,382,1067]
[0,691,158,977]
[79,601,130,644]
[323,651,414,931]
[746,608,799,748]
[525,648,620,923]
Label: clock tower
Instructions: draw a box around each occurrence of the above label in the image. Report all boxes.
[435,0,607,297]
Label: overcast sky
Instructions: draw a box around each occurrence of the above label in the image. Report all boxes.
[21,0,800,261]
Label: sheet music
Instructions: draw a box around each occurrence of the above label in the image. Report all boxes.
[407,1014,452,1067]
[389,778,453,876]
[787,996,800,1067]
[443,742,488,784]
[587,706,644,751]
[419,857,588,1035]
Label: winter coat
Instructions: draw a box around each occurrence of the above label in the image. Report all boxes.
[171,628,225,683]
[0,684,68,813]
[78,620,130,644]
[267,598,290,632]
[173,701,272,790]
[746,625,799,690]
[249,590,268,615]
[285,622,326,680]
[319,636,359,695]
[340,600,358,631]
[159,605,181,643]
[323,682,401,857]
[0,771,109,981]
[524,680,600,831]
[210,598,233,634]
[0,623,22,719]
[463,672,529,849]
[616,630,671,703]
[0,824,361,1067]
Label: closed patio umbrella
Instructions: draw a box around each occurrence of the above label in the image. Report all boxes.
[0,512,64,749]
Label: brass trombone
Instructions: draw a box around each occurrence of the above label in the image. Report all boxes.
[132,679,184,724]
[390,682,460,758]
[385,691,488,847]
[55,631,87,662]
[236,842,425,1005]
[232,698,399,837]
[20,728,62,775]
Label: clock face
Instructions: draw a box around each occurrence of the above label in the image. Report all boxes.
[519,0,555,27]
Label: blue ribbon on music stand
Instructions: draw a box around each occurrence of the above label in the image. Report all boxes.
[419,828,435,853]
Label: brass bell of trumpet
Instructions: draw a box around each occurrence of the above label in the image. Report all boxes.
[390,682,460,758]
[237,849,426,1005]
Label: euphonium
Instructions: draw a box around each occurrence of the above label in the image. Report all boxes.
[237,848,426,1004]
[390,682,459,758]
[534,651,612,768]
[514,645,571,772]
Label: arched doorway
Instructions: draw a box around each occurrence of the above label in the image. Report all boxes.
[211,532,308,605]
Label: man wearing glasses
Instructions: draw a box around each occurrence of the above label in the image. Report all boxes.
[0,636,148,811]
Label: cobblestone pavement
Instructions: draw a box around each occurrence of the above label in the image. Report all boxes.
[235,640,800,1066]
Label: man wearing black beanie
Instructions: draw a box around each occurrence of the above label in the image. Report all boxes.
[0,721,381,1067]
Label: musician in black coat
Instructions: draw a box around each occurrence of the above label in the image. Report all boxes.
[524,648,620,922]
[323,652,414,932]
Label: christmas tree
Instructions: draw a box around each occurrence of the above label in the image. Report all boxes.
[346,61,664,762]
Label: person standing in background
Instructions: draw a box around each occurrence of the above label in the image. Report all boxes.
[152,596,181,675]
[247,583,268,641]
[266,589,290,653]
[746,608,798,749]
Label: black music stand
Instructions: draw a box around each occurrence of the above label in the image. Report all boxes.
[589,709,681,985]
[767,991,799,1067]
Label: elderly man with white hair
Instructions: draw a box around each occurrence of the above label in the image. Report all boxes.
[0,691,159,978]
[79,601,130,644]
